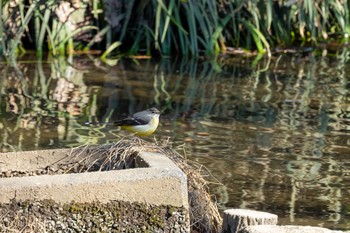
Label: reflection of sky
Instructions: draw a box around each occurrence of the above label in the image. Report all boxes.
[1,53,350,230]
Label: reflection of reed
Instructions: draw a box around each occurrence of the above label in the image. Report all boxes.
[240,53,350,227]
[1,51,350,229]
[273,55,348,225]
[0,58,92,151]
[153,52,350,229]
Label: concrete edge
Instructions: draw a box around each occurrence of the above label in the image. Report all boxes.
[241,225,347,233]
[223,209,348,233]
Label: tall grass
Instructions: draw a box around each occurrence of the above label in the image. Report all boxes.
[0,0,350,58]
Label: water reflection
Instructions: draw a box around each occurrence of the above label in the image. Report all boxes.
[1,51,350,230]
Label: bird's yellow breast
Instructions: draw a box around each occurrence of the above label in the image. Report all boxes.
[121,115,159,136]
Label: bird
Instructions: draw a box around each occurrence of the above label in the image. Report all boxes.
[113,107,161,136]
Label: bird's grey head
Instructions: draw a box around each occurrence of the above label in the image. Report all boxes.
[148,107,161,115]
[133,107,160,121]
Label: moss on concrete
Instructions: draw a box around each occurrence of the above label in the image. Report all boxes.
[0,199,188,232]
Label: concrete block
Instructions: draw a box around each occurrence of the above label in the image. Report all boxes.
[240,225,347,233]
[0,148,188,208]
[223,209,278,233]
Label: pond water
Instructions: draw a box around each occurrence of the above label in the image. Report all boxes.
[1,51,350,230]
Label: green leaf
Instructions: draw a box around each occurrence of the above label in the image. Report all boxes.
[101,41,122,59]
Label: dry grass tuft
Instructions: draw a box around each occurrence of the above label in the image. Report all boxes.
[160,146,222,233]
[65,137,151,173]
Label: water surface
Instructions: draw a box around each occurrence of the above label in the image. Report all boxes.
[1,52,350,230]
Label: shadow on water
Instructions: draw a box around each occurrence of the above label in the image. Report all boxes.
[1,50,350,230]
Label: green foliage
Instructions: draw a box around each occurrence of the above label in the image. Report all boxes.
[1,0,96,59]
[1,0,350,58]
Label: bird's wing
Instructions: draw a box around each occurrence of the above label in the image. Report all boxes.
[132,111,152,124]
[113,117,146,126]
[132,110,148,119]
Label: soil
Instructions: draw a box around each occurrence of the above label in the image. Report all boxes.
[0,162,108,178]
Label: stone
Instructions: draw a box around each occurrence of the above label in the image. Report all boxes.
[240,225,347,233]
[223,209,278,233]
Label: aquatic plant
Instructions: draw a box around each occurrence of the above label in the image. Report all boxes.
[0,0,350,57]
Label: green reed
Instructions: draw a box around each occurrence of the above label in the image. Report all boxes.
[0,0,350,58]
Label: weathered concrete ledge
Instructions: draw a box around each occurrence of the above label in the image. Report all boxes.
[241,225,348,233]
[0,147,190,231]
[0,148,188,208]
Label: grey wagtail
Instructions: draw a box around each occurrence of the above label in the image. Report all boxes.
[114,107,161,136]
